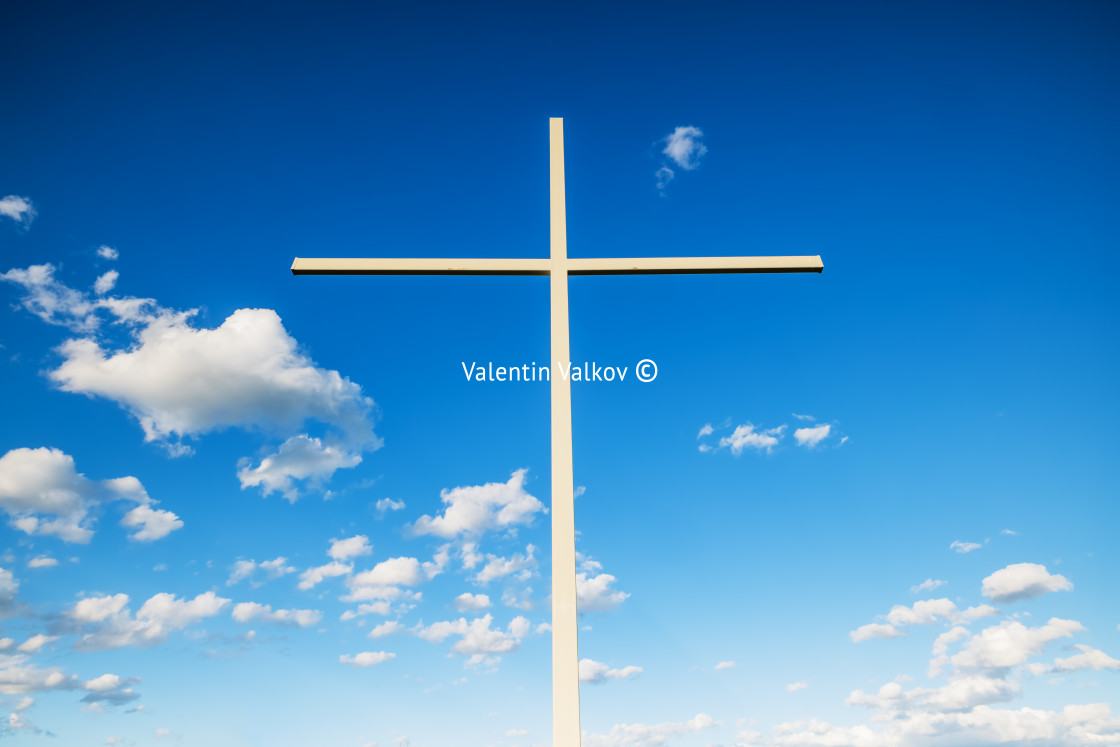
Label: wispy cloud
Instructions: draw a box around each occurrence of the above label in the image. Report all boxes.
[654,126,707,195]
[579,658,642,683]
[910,578,947,594]
[663,126,707,169]
[794,424,831,448]
[0,196,36,228]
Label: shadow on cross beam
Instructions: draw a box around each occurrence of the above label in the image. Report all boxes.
[290,256,824,276]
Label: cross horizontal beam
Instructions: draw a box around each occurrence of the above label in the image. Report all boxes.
[290,255,823,276]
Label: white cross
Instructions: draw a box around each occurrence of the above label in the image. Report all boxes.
[292,118,822,746]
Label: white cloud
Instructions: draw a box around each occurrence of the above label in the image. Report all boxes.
[981,563,1072,603]
[351,557,424,588]
[69,591,230,650]
[792,413,815,421]
[715,660,735,670]
[71,593,129,623]
[0,264,106,330]
[96,246,119,260]
[367,621,403,639]
[887,598,962,626]
[0,656,78,696]
[577,572,629,612]
[719,424,786,455]
[16,635,56,654]
[0,196,36,227]
[951,540,982,553]
[697,424,713,438]
[583,712,718,747]
[911,578,947,594]
[452,593,491,611]
[54,305,377,454]
[339,651,395,668]
[93,271,119,295]
[227,557,295,586]
[0,447,180,544]
[951,618,1084,672]
[138,591,229,629]
[237,434,362,501]
[1001,528,1017,535]
[410,469,544,538]
[119,503,183,542]
[662,126,707,170]
[854,599,999,647]
[231,602,321,627]
[27,556,57,569]
[579,658,642,683]
[375,497,405,513]
[474,545,536,585]
[787,681,808,692]
[1045,645,1120,673]
[413,614,529,658]
[851,623,904,643]
[793,424,831,448]
[1,265,379,494]
[298,561,351,591]
[329,535,372,562]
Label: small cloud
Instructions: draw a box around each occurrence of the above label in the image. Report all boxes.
[662,126,707,170]
[910,578,947,594]
[376,497,405,514]
[17,634,57,653]
[786,681,808,692]
[950,540,982,554]
[329,535,372,562]
[0,196,36,228]
[794,424,831,448]
[850,623,904,643]
[655,126,707,195]
[792,413,815,421]
[981,562,1072,603]
[715,660,735,670]
[27,555,58,569]
[697,424,713,438]
[452,593,491,611]
[97,246,119,260]
[1001,529,1017,535]
[94,271,119,295]
[719,423,786,455]
[578,658,642,683]
[340,651,395,668]
[573,485,586,499]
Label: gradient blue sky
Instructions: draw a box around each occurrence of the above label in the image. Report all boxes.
[0,1,1118,745]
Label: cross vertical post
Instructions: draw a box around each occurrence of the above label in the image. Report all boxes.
[548,118,581,746]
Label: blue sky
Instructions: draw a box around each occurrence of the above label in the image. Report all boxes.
[0,1,1118,745]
